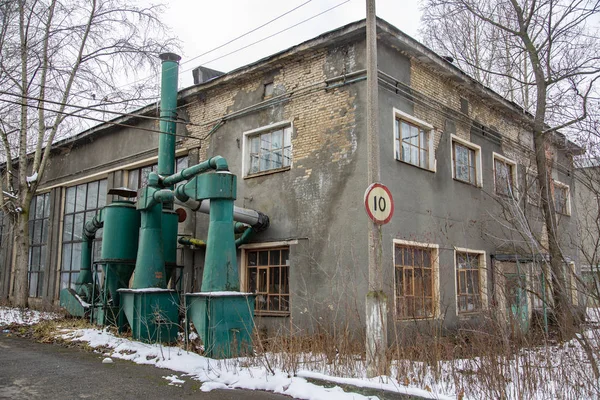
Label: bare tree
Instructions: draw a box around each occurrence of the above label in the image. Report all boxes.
[0,0,178,307]
[420,0,600,335]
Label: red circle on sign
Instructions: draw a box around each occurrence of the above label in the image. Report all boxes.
[364,183,394,225]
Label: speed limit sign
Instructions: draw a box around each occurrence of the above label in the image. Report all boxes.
[364,183,394,224]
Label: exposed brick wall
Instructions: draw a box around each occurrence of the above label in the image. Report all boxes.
[183,47,359,178]
[410,59,535,167]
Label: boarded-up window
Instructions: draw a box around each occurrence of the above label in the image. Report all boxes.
[494,158,514,196]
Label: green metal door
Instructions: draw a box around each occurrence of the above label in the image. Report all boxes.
[505,273,529,333]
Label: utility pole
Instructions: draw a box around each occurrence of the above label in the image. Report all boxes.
[365,0,388,378]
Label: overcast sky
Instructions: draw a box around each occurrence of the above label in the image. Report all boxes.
[159,0,423,89]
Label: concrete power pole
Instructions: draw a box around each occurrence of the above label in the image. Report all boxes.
[365,0,388,378]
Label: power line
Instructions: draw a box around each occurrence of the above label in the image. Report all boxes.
[0,90,204,128]
[114,0,315,92]
[0,97,194,140]
[179,0,352,73]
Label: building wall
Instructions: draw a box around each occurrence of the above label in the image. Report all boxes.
[184,41,369,335]
[0,24,582,340]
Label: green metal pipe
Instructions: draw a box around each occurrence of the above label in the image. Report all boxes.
[75,213,104,291]
[235,227,254,247]
[157,52,181,190]
[162,156,229,187]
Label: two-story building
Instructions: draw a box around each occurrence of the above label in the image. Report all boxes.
[0,18,583,338]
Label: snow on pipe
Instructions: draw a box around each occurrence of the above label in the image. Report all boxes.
[174,198,269,232]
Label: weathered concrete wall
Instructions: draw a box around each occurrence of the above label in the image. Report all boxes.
[184,41,369,335]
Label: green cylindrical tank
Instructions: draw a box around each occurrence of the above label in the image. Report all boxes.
[101,201,141,305]
[162,210,178,284]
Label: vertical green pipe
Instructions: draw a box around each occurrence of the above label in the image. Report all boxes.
[158,52,181,195]
[132,53,180,289]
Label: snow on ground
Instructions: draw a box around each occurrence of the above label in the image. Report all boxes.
[0,307,60,326]
[59,328,450,400]
[3,306,600,399]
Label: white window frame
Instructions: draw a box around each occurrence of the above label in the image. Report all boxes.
[492,152,518,197]
[392,238,440,320]
[392,108,436,172]
[242,121,293,178]
[552,179,571,216]
[453,247,488,316]
[451,135,483,187]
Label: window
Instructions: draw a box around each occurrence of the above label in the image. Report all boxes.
[531,269,548,309]
[28,193,50,297]
[455,250,487,314]
[243,123,292,177]
[452,135,482,187]
[552,180,570,215]
[393,109,434,171]
[263,82,274,98]
[526,172,541,206]
[127,156,188,193]
[394,241,439,319]
[245,247,290,315]
[493,153,517,197]
[61,180,107,290]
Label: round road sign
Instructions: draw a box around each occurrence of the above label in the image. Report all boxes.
[364,183,394,225]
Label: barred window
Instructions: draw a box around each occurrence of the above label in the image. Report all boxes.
[246,247,290,315]
[456,252,483,313]
[394,244,435,319]
[28,193,50,297]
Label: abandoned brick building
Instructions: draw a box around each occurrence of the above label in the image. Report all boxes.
[0,18,583,336]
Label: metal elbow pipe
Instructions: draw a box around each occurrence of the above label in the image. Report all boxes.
[174,198,270,232]
[83,213,104,241]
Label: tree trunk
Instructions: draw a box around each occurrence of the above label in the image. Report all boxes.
[11,209,29,308]
[533,131,572,338]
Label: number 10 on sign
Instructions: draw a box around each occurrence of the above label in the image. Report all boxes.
[364,183,394,225]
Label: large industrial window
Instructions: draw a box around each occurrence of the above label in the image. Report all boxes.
[455,250,487,314]
[28,193,50,297]
[243,123,292,177]
[61,180,107,290]
[452,135,482,187]
[493,153,517,197]
[245,247,290,315]
[394,242,438,320]
[127,156,188,194]
[552,180,570,215]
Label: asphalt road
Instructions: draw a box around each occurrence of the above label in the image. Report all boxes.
[0,333,292,400]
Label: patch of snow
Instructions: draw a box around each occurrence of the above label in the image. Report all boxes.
[297,371,451,400]
[60,328,389,400]
[74,294,91,308]
[186,291,253,297]
[163,375,185,386]
[26,171,38,184]
[0,307,60,326]
[118,288,176,293]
